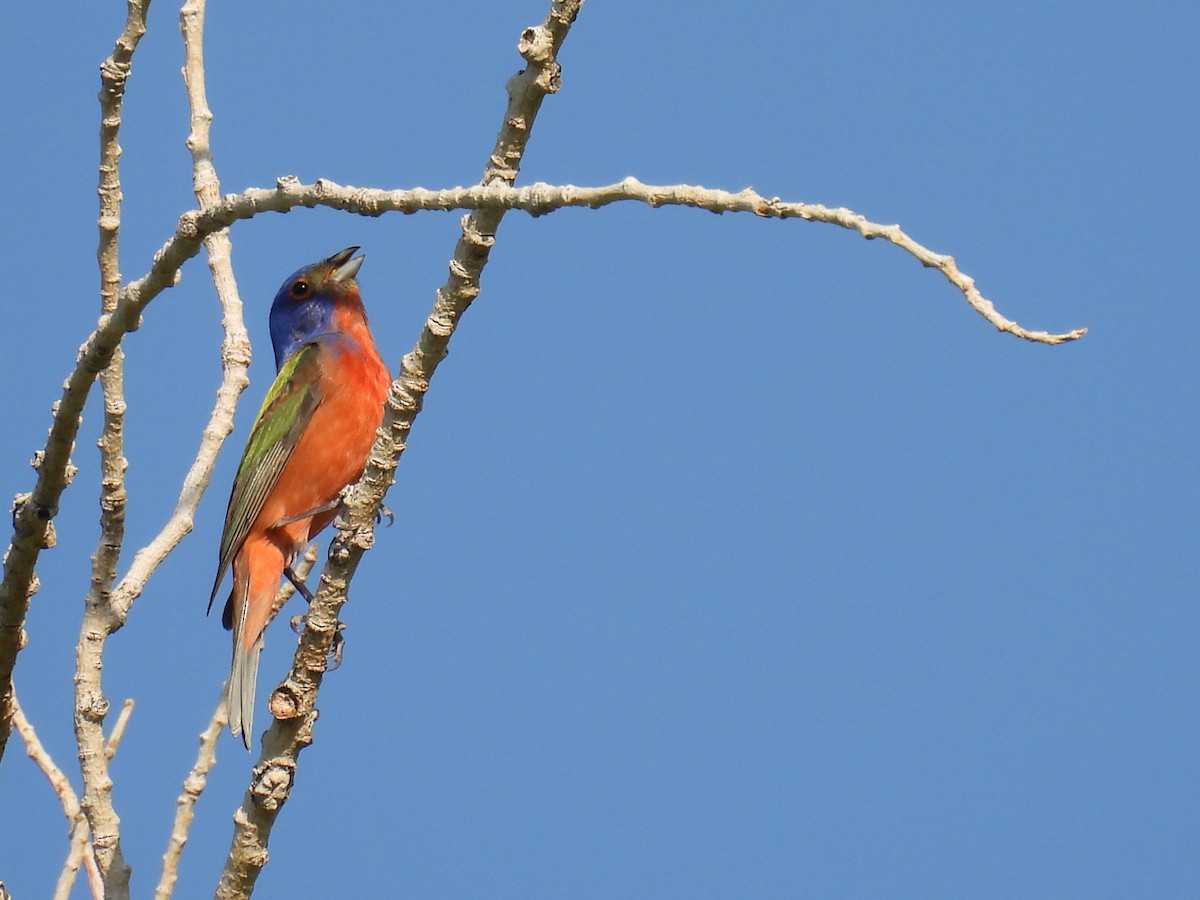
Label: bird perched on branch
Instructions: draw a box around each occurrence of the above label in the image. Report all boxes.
[209,246,391,748]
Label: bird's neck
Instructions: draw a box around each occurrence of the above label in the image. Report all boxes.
[330,303,381,356]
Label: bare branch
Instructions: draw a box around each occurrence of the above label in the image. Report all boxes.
[11,688,101,900]
[155,691,226,900]
[107,0,252,622]
[180,177,1087,344]
[104,699,135,761]
[58,820,104,900]
[11,687,132,900]
[75,351,130,891]
[69,3,152,897]
[14,692,82,818]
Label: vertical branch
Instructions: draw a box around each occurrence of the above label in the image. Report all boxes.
[177,0,252,487]
[73,1,152,896]
[154,693,226,900]
[107,0,252,623]
[78,0,246,885]
[214,1,585,896]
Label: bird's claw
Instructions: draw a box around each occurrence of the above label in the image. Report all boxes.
[375,503,394,527]
[328,623,346,671]
[288,617,344,670]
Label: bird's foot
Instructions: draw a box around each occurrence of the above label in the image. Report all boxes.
[283,566,315,603]
[375,503,394,527]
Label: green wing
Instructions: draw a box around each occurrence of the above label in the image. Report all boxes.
[208,343,324,611]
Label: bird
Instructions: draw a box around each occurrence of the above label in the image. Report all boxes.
[209,246,391,748]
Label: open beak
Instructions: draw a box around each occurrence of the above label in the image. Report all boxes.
[328,245,364,283]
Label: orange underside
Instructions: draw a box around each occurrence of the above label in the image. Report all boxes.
[231,333,389,652]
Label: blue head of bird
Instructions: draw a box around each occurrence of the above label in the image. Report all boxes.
[268,246,365,368]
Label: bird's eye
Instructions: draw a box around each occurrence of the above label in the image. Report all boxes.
[290,279,312,300]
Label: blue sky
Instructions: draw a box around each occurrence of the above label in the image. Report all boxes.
[1,1,1197,897]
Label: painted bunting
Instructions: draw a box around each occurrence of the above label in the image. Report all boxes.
[209,246,391,748]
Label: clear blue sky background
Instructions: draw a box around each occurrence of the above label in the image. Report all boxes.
[1,2,1196,897]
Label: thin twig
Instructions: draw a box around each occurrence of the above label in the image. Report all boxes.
[58,818,103,900]
[154,692,225,900]
[11,688,101,900]
[11,687,134,900]
[104,699,135,761]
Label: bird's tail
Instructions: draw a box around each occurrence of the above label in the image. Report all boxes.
[224,542,284,750]
[227,634,262,750]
